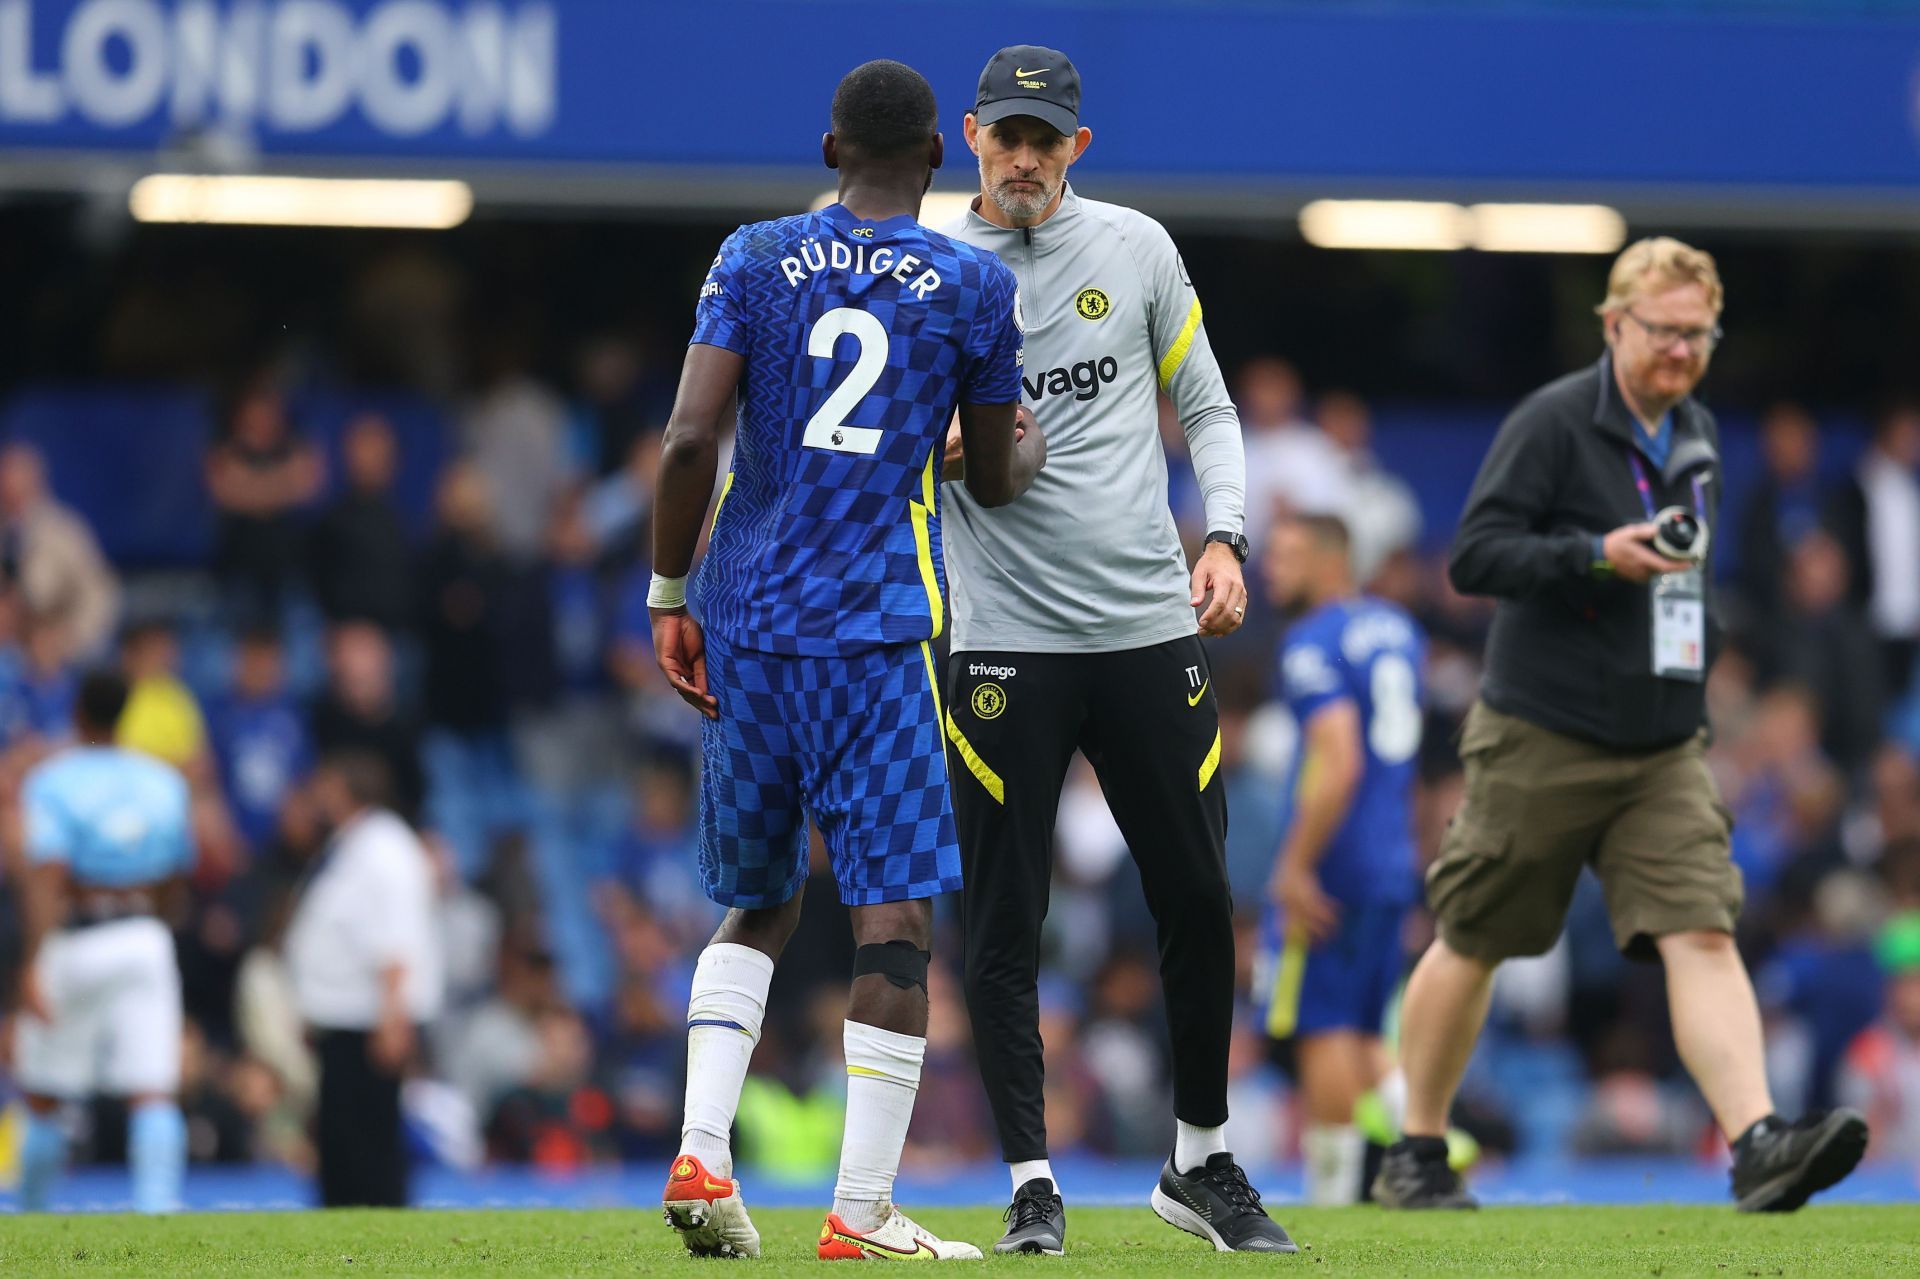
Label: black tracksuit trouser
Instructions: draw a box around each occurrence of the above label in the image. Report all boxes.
[947,635,1233,1163]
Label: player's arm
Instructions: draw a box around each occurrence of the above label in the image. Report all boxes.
[943,404,1037,485]
[18,859,68,1021]
[1135,215,1249,635]
[951,266,1045,505]
[649,343,741,720]
[957,401,1045,507]
[1269,701,1362,943]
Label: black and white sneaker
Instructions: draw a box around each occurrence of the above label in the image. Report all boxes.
[1150,1153,1297,1254]
[1372,1136,1477,1210]
[1731,1110,1869,1212]
[995,1178,1066,1255]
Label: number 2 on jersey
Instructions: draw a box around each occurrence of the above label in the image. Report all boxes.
[803,307,887,455]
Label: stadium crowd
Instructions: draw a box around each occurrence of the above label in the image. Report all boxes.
[3,334,1919,1188]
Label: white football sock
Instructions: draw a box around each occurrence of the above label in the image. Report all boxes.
[1174,1120,1228,1174]
[1010,1158,1057,1196]
[1303,1123,1366,1206]
[832,1019,926,1231]
[1378,1066,1409,1133]
[680,942,775,1178]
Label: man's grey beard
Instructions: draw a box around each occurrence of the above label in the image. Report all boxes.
[982,160,1056,222]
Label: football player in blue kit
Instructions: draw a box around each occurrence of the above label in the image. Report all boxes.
[1260,514,1426,1205]
[647,59,1044,1261]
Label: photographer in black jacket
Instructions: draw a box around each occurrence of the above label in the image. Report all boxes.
[1376,238,1868,1213]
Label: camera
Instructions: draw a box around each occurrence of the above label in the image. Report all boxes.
[1650,506,1708,563]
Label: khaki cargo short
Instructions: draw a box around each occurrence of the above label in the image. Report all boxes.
[1427,700,1743,963]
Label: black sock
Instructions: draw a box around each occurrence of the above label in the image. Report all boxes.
[1394,1134,1450,1160]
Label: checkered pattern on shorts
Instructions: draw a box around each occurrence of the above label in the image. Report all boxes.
[698,637,961,907]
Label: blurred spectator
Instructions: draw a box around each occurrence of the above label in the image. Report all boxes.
[1758,871,1887,1110]
[442,942,559,1117]
[286,752,445,1207]
[309,413,414,632]
[418,463,518,877]
[1236,357,1350,548]
[572,331,675,479]
[1719,686,1842,897]
[117,619,208,771]
[1830,402,1920,698]
[1568,1025,1709,1156]
[1316,389,1422,584]
[485,1007,619,1167]
[462,344,574,561]
[206,628,312,857]
[1837,912,1920,1160]
[600,967,684,1161]
[1764,531,1884,776]
[234,884,319,1132]
[0,442,120,661]
[178,1021,256,1164]
[600,759,709,949]
[0,608,79,752]
[205,381,324,622]
[1735,403,1823,621]
[586,430,664,568]
[310,622,425,823]
[1080,951,1175,1155]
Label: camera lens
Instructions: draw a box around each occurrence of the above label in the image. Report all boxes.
[1662,512,1697,550]
[1651,506,1708,562]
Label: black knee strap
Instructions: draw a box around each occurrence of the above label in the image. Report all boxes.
[853,940,931,992]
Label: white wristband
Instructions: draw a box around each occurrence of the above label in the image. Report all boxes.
[647,573,688,609]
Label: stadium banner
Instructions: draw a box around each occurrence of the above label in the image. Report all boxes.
[2,0,1920,195]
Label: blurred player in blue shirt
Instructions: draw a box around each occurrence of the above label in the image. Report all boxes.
[1259,514,1425,1205]
[13,671,194,1214]
[645,60,1044,1261]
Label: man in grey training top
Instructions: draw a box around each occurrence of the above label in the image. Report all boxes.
[940,44,1294,1256]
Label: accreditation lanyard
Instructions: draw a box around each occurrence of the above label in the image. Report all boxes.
[1629,452,1708,683]
[1627,452,1708,523]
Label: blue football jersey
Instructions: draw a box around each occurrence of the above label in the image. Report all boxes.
[689,203,1023,657]
[1277,596,1426,906]
[23,746,194,888]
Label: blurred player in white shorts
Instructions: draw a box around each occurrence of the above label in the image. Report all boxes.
[13,671,194,1213]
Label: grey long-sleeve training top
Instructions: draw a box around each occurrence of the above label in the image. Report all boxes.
[941,184,1246,654]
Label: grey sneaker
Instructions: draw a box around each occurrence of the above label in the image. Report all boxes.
[1731,1110,1869,1212]
[994,1178,1065,1255]
[1373,1137,1477,1210]
[1150,1153,1297,1254]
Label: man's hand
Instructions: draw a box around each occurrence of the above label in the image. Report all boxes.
[18,962,51,1023]
[651,608,718,719]
[1601,522,1691,584]
[944,406,1031,484]
[368,1010,415,1075]
[1269,858,1339,943]
[1191,541,1249,636]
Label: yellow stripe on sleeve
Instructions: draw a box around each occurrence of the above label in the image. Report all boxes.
[910,452,943,639]
[1198,726,1223,792]
[1264,929,1310,1039]
[710,470,736,537]
[1156,298,1205,393]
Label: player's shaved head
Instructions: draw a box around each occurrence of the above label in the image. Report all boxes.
[831,59,938,161]
[1295,513,1352,555]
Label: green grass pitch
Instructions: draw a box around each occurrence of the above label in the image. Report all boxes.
[1,1205,1914,1277]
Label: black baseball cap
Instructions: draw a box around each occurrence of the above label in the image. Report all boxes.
[972,45,1080,137]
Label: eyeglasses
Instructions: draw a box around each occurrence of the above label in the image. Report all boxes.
[1623,310,1722,354]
